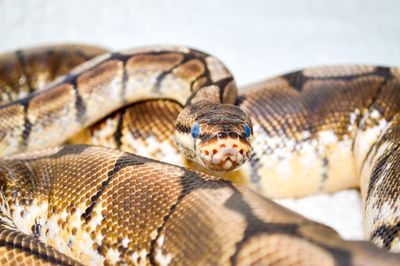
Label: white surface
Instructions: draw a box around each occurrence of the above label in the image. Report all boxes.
[275,190,364,239]
[1,0,400,240]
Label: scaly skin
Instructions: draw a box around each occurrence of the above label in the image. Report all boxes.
[0,145,399,265]
[0,45,399,264]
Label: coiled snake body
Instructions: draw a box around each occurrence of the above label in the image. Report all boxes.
[0,44,399,265]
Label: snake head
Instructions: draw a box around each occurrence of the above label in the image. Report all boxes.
[175,101,253,172]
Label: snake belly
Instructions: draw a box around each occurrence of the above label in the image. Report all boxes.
[0,45,399,265]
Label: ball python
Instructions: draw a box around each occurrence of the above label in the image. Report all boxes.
[0,44,399,265]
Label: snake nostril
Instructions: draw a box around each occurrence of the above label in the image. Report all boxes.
[213,149,218,155]
[239,149,244,155]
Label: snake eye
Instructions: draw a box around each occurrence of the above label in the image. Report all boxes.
[191,123,200,138]
[244,124,251,138]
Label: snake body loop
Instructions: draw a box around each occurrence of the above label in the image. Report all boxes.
[0,45,399,265]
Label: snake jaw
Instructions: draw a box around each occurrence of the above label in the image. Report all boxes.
[198,136,251,172]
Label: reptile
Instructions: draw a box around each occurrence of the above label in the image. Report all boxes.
[0,44,399,265]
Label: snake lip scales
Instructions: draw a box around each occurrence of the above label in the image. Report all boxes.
[198,134,251,171]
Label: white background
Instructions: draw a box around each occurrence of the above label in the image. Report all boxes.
[1,0,400,240]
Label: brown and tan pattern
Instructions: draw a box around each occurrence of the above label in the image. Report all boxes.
[0,44,108,105]
[0,45,251,173]
[0,44,400,265]
[0,145,399,265]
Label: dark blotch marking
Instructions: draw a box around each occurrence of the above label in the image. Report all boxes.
[235,95,247,106]
[198,132,213,141]
[199,132,247,143]
[189,74,206,92]
[120,66,129,103]
[61,52,132,123]
[154,71,172,92]
[97,245,104,256]
[51,144,91,159]
[282,70,308,91]
[45,49,63,80]
[31,219,41,239]
[143,164,351,265]
[81,153,146,222]
[366,143,400,201]
[63,74,87,122]
[108,52,132,64]
[109,52,131,103]
[371,222,400,249]
[321,157,329,181]
[148,168,225,264]
[113,109,126,148]
[226,188,297,264]
[249,151,262,184]
[352,76,390,153]
[367,150,390,200]
[226,187,352,266]
[176,122,191,134]
[216,77,234,103]
[15,49,35,93]
[184,56,236,105]
[322,157,329,167]
[364,77,390,115]
[374,66,394,79]
[284,66,393,93]
[21,101,32,146]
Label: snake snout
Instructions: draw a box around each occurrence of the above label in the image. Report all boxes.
[198,137,251,172]
[220,147,238,161]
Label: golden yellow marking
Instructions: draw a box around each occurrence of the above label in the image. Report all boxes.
[205,56,231,82]
[173,59,205,82]
[221,80,238,104]
[126,53,184,73]
[190,85,220,103]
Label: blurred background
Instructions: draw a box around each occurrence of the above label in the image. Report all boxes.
[1,0,400,240]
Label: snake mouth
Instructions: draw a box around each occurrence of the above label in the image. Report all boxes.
[198,136,251,172]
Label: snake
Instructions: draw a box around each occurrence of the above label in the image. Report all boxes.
[0,44,399,265]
